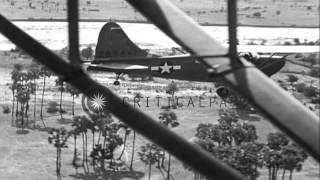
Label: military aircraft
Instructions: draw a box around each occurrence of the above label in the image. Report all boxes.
[82,22,286,97]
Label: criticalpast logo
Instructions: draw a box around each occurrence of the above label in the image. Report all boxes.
[82,87,111,115]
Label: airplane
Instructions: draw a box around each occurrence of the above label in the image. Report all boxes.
[83,22,286,98]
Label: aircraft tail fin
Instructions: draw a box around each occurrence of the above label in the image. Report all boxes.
[94,22,147,61]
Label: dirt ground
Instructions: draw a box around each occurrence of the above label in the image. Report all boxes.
[0,0,319,27]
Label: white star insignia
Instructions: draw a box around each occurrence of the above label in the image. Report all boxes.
[159,62,172,74]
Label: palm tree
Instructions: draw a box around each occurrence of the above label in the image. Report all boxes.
[118,123,131,160]
[9,83,16,120]
[48,128,70,176]
[55,78,65,119]
[166,81,179,108]
[66,83,80,117]
[70,122,82,162]
[10,64,23,117]
[28,66,39,125]
[39,66,51,120]
[86,118,97,165]
[138,143,163,180]
[15,70,35,127]
[130,130,136,170]
[73,116,89,165]
[158,106,179,179]
[10,71,19,117]
[281,144,308,180]
[23,72,36,125]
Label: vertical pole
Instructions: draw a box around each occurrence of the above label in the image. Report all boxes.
[67,0,80,64]
[227,0,237,61]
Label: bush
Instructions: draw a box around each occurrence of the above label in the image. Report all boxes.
[59,109,67,114]
[310,96,320,104]
[280,84,289,91]
[47,101,59,113]
[304,86,317,97]
[166,81,179,95]
[293,38,300,45]
[284,41,292,45]
[81,46,93,59]
[253,12,261,17]
[295,83,306,92]
[134,92,143,98]
[303,53,318,66]
[309,68,320,77]
[1,105,10,114]
[287,75,299,84]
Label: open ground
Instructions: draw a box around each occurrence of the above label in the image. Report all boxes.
[0,0,319,27]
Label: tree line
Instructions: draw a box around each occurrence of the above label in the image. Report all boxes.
[187,109,308,180]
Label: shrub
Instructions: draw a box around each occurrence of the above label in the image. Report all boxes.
[59,109,67,114]
[295,83,306,92]
[1,105,10,114]
[47,101,59,113]
[284,41,292,45]
[310,96,320,104]
[287,75,299,84]
[134,92,143,98]
[81,46,93,59]
[309,68,320,77]
[308,41,315,45]
[253,12,261,17]
[304,86,317,97]
[303,53,318,66]
[280,84,289,91]
[247,41,257,45]
[166,81,179,95]
[293,38,300,45]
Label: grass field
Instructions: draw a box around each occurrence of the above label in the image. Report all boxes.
[0,49,319,180]
[0,0,319,27]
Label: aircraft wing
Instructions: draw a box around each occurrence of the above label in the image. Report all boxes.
[87,63,149,74]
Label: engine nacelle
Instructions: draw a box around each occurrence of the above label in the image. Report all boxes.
[216,87,229,99]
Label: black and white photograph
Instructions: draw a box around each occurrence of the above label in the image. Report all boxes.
[0,0,319,180]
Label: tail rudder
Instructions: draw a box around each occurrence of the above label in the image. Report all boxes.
[94,22,147,60]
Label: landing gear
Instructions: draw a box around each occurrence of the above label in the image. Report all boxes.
[113,73,123,86]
